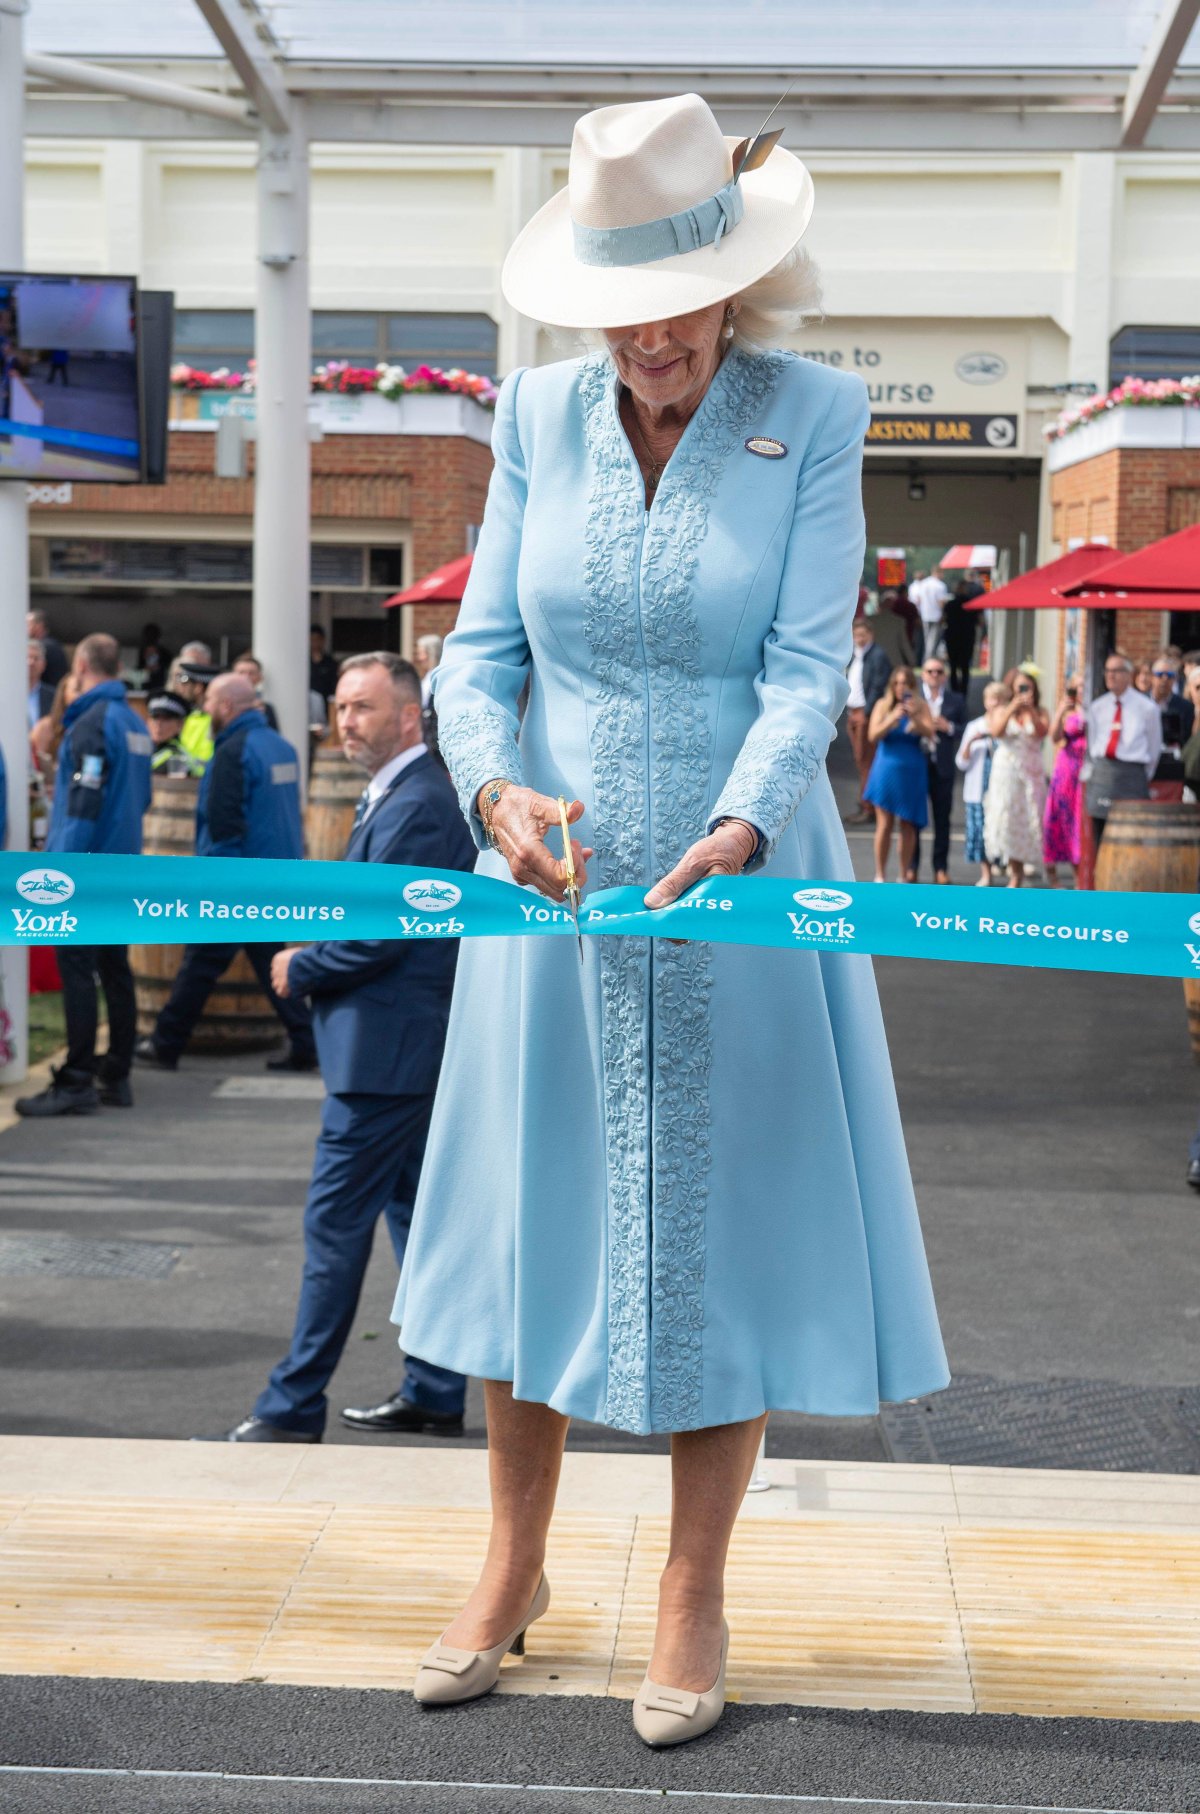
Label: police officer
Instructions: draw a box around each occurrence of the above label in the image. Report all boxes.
[148,690,206,776]
[134,673,316,1072]
[16,633,152,1117]
[171,643,219,770]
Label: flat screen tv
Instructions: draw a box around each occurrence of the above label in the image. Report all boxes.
[0,272,145,483]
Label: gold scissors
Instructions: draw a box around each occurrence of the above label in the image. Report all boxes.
[557,795,584,963]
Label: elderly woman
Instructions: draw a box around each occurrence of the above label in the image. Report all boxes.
[395,93,949,1746]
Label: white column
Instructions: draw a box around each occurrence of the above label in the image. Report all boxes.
[0,0,29,1085]
[253,105,311,791]
[496,148,545,375]
[1066,153,1116,393]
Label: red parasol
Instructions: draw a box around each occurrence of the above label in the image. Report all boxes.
[964,541,1124,610]
[383,553,473,607]
[1058,522,1200,605]
[941,543,997,569]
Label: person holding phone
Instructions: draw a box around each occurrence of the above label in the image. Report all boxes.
[984,667,1050,887]
[864,665,935,883]
[1042,673,1086,886]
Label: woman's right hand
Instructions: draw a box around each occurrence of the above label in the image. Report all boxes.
[480,783,593,903]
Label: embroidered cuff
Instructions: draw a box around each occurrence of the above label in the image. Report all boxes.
[436,705,525,851]
[707,731,820,869]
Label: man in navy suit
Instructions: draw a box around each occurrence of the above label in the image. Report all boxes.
[213,653,476,1443]
[910,654,966,883]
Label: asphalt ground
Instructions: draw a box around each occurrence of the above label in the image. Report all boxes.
[1,1677,1197,1813]
[0,724,1196,1461]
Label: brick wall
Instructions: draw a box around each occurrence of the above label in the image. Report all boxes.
[1049,443,1200,670]
[57,429,491,590]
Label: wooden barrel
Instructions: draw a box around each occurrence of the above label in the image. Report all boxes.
[1095,799,1200,1063]
[129,774,280,1054]
[1094,799,1200,895]
[305,745,361,861]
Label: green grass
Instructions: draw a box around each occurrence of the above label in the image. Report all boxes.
[27,991,66,1066]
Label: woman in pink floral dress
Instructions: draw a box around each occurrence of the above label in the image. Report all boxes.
[1043,676,1086,885]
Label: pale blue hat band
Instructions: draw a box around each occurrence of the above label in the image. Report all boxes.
[571,177,744,268]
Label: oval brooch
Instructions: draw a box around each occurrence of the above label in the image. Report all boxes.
[745,436,787,459]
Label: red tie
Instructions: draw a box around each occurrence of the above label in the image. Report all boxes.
[1104,699,1123,761]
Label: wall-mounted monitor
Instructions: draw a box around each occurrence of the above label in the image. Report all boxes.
[0,272,144,483]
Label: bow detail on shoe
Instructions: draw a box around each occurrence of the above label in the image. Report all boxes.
[638,1684,701,1717]
[422,1647,476,1676]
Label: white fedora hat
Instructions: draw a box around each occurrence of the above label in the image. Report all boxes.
[501,92,815,331]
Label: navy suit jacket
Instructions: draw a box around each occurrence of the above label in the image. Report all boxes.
[925,688,966,780]
[287,751,476,1096]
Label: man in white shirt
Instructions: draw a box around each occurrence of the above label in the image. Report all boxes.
[1085,654,1162,845]
[843,618,891,824]
[909,568,950,666]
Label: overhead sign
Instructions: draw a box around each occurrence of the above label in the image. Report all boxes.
[866,413,1019,450]
[798,324,1027,456]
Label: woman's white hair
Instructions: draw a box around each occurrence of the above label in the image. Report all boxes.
[562,243,824,358]
[728,244,824,352]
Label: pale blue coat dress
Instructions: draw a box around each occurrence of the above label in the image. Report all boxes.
[392,347,950,1435]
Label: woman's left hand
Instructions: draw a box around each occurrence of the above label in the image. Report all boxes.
[644,819,758,911]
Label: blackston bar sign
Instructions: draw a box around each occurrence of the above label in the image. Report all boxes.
[865,413,1020,449]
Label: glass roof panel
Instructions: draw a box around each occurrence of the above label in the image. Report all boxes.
[25,0,1200,69]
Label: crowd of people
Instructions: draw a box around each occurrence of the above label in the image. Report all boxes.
[845,574,1200,886]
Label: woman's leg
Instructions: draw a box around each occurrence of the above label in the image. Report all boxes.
[898,818,918,879]
[1007,858,1024,887]
[650,1413,767,1691]
[873,810,893,880]
[440,1380,569,1649]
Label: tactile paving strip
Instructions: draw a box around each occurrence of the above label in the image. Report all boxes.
[880,1373,1200,1473]
[0,1234,185,1281]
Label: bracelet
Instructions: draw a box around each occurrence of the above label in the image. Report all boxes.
[478,778,512,850]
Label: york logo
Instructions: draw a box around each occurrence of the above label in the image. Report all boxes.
[402,879,463,912]
[12,907,78,937]
[955,351,1007,385]
[792,887,853,912]
[787,912,855,943]
[1188,911,1200,937]
[16,868,75,905]
[1186,943,1200,971]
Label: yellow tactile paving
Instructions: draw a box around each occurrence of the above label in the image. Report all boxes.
[0,1498,330,1682]
[948,1525,1200,1721]
[0,1444,1198,1721]
[253,1506,634,1695]
[610,1516,973,1712]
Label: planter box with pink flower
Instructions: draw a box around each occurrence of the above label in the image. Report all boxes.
[1046,374,1200,472]
[169,361,497,441]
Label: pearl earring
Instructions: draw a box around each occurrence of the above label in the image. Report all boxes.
[723,306,737,341]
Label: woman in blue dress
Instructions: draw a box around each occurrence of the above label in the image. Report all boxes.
[864,666,935,883]
[396,93,949,1746]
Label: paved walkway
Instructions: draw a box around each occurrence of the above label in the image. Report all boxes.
[1,1436,1198,1810]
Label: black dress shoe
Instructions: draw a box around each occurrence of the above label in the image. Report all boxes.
[133,1035,177,1071]
[96,1064,133,1108]
[340,1393,465,1436]
[265,1051,319,1073]
[1188,1160,1200,1193]
[193,1415,322,1444]
[15,1066,98,1118]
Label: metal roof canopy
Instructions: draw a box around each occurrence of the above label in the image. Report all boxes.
[19,0,1200,149]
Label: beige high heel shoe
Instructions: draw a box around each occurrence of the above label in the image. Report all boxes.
[632,1619,729,1748]
[413,1574,551,1706]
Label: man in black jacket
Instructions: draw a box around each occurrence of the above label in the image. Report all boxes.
[207,654,476,1443]
[910,655,966,883]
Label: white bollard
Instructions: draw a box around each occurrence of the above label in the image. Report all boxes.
[744,1431,771,1494]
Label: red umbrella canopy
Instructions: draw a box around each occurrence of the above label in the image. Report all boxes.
[1059,522,1200,600]
[383,552,473,607]
[964,542,1123,610]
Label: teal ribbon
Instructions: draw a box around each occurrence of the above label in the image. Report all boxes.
[2,853,1199,981]
[572,179,744,267]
